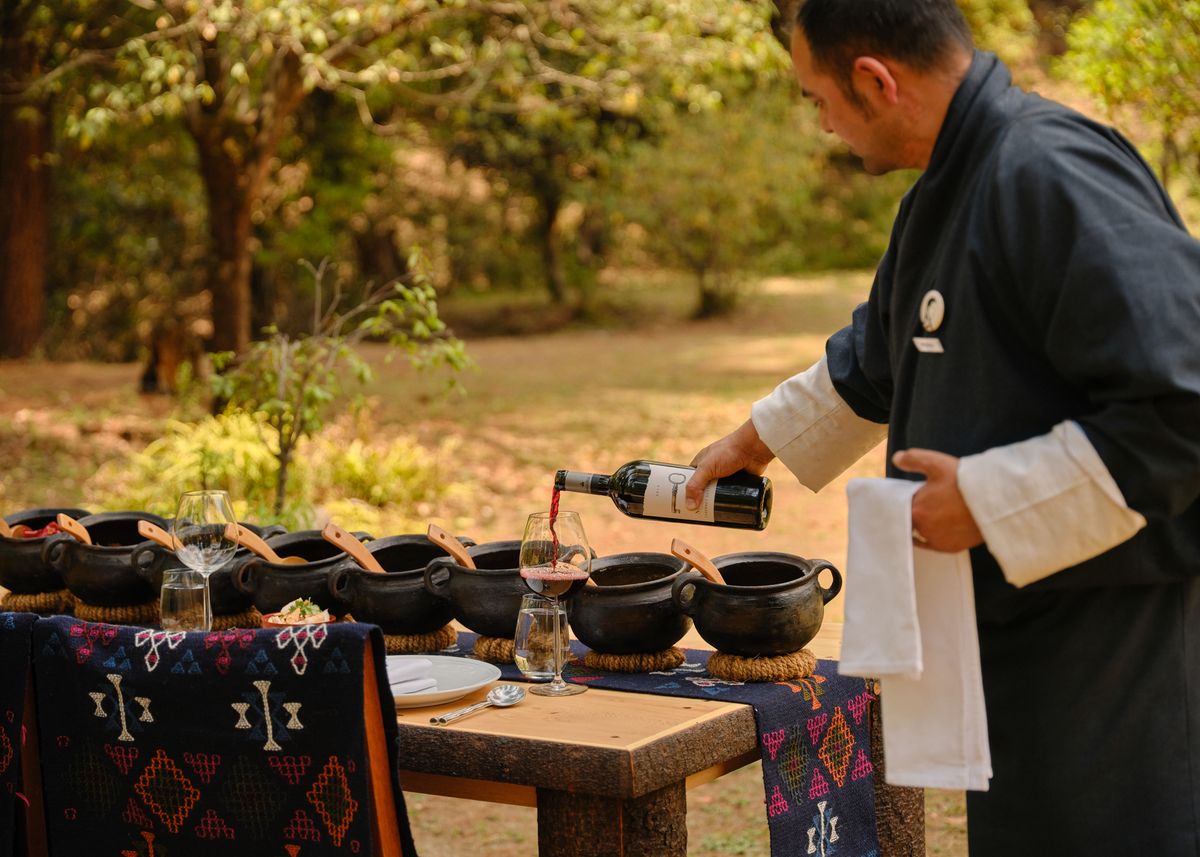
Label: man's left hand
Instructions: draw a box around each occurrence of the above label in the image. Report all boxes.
[891,448,984,552]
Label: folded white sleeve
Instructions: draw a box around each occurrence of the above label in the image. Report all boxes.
[956,420,1147,588]
[751,356,887,492]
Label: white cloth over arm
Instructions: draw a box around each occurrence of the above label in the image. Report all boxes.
[839,478,992,791]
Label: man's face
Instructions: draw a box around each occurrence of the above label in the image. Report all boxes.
[790,30,900,175]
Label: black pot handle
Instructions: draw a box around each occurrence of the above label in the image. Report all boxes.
[131,543,169,586]
[259,524,288,540]
[41,533,73,573]
[670,571,705,617]
[810,559,843,604]
[327,567,352,604]
[233,560,260,595]
[423,558,453,599]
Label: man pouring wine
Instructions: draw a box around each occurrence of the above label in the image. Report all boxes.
[685,1,1200,854]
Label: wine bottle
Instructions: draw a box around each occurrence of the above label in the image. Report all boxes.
[555,460,772,530]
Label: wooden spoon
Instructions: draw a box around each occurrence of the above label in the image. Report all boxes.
[138,519,182,551]
[0,518,17,538]
[321,522,386,574]
[426,523,476,569]
[56,513,93,545]
[223,523,306,565]
[670,538,727,586]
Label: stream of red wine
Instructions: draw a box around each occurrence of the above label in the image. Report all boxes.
[549,484,561,569]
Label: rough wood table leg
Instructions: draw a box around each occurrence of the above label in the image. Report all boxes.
[871,692,925,857]
[536,781,687,857]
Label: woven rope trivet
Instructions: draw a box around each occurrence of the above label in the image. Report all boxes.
[584,647,685,673]
[474,635,515,664]
[383,624,458,655]
[0,588,74,615]
[211,607,262,631]
[706,648,817,682]
[73,600,159,626]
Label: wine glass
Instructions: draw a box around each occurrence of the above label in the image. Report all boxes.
[519,510,591,697]
[171,490,238,631]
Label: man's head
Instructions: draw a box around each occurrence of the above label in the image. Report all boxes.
[791,0,974,173]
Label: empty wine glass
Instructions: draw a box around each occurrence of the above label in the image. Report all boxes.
[519,510,590,697]
[171,490,238,631]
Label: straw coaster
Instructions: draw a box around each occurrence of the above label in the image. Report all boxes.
[474,635,515,664]
[707,648,817,682]
[73,600,159,626]
[212,607,262,631]
[585,648,685,673]
[0,588,74,615]
[384,624,457,655]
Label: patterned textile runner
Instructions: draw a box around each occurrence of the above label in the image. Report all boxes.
[0,612,37,857]
[448,632,880,857]
[31,616,418,856]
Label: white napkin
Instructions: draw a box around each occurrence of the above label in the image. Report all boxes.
[386,657,436,695]
[839,478,992,791]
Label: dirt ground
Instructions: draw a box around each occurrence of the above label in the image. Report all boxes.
[0,271,968,855]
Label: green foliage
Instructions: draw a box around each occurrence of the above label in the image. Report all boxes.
[1060,0,1200,215]
[957,0,1038,65]
[212,257,468,515]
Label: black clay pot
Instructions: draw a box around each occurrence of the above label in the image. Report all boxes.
[45,511,170,607]
[130,522,286,616]
[327,533,475,635]
[568,552,691,655]
[0,507,90,595]
[231,529,370,615]
[671,552,842,657]
[423,540,589,639]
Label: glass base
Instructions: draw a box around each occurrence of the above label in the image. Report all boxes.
[529,682,587,697]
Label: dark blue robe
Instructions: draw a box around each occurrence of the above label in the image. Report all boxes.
[826,52,1200,854]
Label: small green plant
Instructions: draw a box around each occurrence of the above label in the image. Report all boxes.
[212,255,469,516]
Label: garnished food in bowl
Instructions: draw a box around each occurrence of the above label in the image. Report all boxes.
[264,597,332,627]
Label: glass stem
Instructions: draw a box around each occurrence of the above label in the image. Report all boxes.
[550,595,564,689]
[202,573,213,632]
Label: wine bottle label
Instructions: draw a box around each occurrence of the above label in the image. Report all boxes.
[643,464,716,523]
[559,471,594,493]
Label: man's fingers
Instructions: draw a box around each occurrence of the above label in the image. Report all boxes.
[892,447,946,477]
[684,464,712,511]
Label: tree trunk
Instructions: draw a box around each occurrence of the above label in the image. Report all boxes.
[194,135,254,355]
[533,181,567,304]
[0,24,49,358]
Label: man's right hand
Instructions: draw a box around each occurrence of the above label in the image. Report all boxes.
[685,419,775,511]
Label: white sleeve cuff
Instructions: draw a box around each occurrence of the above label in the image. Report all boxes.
[750,356,887,492]
[957,420,1147,588]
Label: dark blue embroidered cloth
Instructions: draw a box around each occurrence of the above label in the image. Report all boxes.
[449,633,880,857]
[0,612,37,857]
[32,616,417,856]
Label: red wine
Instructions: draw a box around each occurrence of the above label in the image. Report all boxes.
[521,565,588,597]
[549,485,562,567]
[555,460,771,530]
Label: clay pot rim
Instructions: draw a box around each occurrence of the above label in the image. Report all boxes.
[586,552,688,594]
[687,551,826,593]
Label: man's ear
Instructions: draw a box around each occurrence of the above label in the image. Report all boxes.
[852,56,899,106]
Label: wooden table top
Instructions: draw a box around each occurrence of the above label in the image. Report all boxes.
[393,621,842,804]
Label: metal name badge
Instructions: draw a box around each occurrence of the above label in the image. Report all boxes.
[920,289,945,332]
[913,337,945,353]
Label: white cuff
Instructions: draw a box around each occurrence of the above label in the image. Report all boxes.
[750,356,887,492]
[957,421,1147,588]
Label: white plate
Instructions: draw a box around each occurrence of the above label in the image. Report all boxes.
[388,655,502,709]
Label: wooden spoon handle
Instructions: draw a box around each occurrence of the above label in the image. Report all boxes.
[56,514,93,546]
[670,537,726,586]
[0,518,11,538]
[138,520,181,551]
[322,522,386,574]
[427,523,476,569]
[224,523,284,564]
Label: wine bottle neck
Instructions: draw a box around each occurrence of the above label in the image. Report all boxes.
[556,470,610,495]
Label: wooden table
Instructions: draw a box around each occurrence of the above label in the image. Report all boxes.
[393,623,846,857]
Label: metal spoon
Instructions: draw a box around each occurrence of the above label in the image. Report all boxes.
[430,684,526,725]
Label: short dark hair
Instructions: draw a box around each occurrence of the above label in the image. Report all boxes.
[796,0,973,100]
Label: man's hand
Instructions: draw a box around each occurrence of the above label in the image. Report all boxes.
[892,448,984,552]
[685,419,775,510]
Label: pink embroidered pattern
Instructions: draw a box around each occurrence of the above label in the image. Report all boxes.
[808,768,830,799]
[767,784,790,817]
[269,755,313,786]
[806,713,829,746]
[846,690,875,726]
[284,808,323,842]
[184,751,221,784]
[121,796,153,830]
[204,629,256,676]
[762,729,786,761]
[818,707,855,788]
[196,808,236,840]
[851,748,873,781]
[68,622,118,664]
[104,744,140,775]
